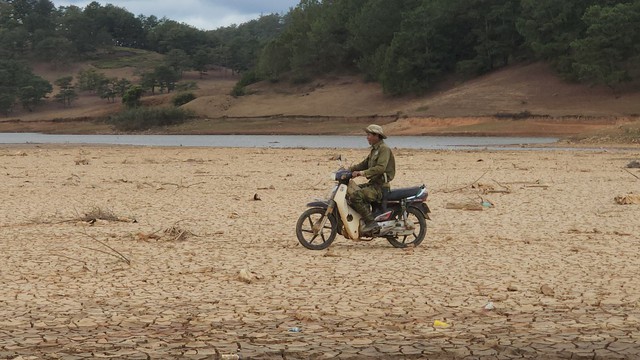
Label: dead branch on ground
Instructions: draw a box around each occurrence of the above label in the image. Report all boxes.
[161,181,206,189]
[444,170,489,193]
[624,168,640,180]
[81,229,131,265]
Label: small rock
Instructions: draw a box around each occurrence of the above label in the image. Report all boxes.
[253,193,261,201]
[238,269,253,284]
[507,284,519,292]
[324,249,341,257]
[540,284,555,296]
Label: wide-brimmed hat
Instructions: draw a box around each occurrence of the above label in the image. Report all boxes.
[365,124,387,139]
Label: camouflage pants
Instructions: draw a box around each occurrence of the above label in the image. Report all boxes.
[348,182,382,223]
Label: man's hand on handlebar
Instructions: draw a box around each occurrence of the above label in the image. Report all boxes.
[352,171,364,177]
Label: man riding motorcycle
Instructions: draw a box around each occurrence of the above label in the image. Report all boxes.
[348,124,395,234]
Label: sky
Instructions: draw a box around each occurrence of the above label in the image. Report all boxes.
[51,0,301,30]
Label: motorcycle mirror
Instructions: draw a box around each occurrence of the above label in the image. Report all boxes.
[338,155,347,169]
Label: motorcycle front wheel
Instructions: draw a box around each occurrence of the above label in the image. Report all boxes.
[386,207,427,248]
[295,207,338,250]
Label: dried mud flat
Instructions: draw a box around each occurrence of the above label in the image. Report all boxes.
[1,145,640,359]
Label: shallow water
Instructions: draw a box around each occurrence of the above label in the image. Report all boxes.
[0,133,559,150]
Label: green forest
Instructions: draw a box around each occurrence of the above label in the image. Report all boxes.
[2,0,640,115]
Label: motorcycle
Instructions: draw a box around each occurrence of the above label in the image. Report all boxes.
[295,169,431,250]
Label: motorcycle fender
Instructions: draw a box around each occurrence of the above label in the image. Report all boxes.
[412,203,432,220]
[306,201,329,209]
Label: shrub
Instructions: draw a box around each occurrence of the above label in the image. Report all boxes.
[230,84,246,97]
[176,81,199,92]
[122,85,144,108]
[173,92,196,106]
[230,70,263,98]
[108,107,194,131]
[237,70,262,87]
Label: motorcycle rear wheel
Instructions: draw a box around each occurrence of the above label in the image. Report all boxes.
[386,207,427,248]
[296,207,338,250]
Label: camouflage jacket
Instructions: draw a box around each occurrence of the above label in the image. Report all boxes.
[349,140,395,187]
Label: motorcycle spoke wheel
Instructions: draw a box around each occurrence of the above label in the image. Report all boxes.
[296,207,338,250]
[386,207,427,248]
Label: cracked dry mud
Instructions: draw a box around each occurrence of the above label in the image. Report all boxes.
[1,145,640,359]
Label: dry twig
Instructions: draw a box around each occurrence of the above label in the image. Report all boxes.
[52,253,88,265]
[81,229,131,265]
[624,168,640,180]
[444,170,489,193]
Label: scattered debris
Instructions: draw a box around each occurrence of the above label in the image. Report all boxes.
[220,354,240,360]
[163,226,194,241]
[614,193,640,205]
[490,179,512,193]
[402,246,416,254]
[137,232,161,241]
[237,269,263,284]
[483,301,495,311]
[135,226,197,242]
[444,171,488,193]
[473,182,495,193]
[524,184,550,189]
[238,269,253,283]
[433,320,450,328]
[626,160,640,168]
[75,158,90,165]
[79,206,136,223]
[4,151,28,157]
[480,197,494,208]
[323,249,341,257]
[161,181,206,191]
[445,202,484,211]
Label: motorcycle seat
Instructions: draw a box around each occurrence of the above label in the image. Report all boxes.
[386,185,425,201]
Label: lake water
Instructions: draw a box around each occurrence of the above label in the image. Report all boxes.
[0,133,559,150]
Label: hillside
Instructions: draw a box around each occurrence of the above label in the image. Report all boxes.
[1,61,640,141]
